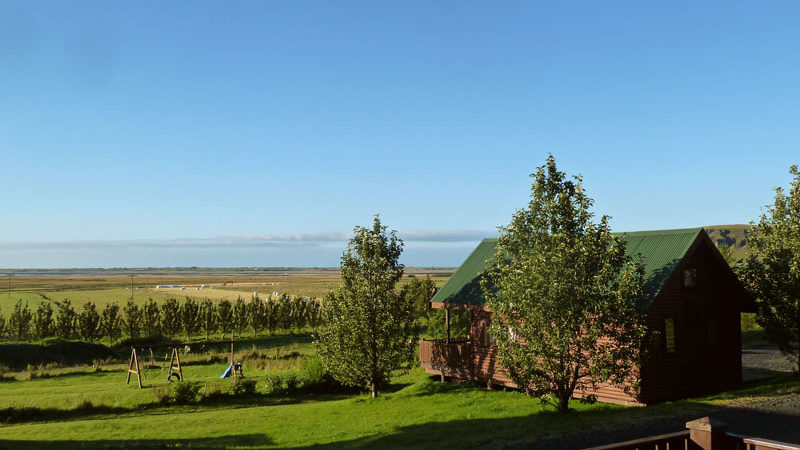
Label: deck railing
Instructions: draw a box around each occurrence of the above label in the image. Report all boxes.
[419,338,473,375]
[585,417,800,450]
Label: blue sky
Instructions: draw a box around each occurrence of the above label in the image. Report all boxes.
[1,1,798,268]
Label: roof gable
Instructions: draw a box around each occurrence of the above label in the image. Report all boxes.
[431,228,704,308]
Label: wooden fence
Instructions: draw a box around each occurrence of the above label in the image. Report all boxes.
[585,417,800,450]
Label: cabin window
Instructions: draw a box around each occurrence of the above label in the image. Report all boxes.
[683,268,697,288]
[664,317,676,354]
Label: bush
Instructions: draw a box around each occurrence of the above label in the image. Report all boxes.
[298,356,349,393]
[232,378,257,396]
[170,381,201,404]
[285,374,299,393]
[153,385,171,404]
[264,374,286,394]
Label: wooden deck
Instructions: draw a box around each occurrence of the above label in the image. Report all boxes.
[419,338,641,406]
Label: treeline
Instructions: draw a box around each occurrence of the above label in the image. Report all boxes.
[0,295,323,343]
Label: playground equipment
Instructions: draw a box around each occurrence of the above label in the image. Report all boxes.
[126,348,143,389]
[220,333,244,379]
[167,347,183,382]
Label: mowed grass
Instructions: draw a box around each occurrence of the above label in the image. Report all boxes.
[0,330,798,449]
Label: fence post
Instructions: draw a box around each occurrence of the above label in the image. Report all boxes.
[686,417,730,450]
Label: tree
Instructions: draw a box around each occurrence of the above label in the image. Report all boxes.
[123,299,142,338]
[33,301,55,339]
[181,297,200,341]
[217,300,233,338]
[8,299,32,341]
[78,302,101,341]
[142,298,161,337]
[307,298,323,334]
[232,297,249,338]
[248,297,267,337]
[743,165,800,374]
[292,296,308,331]
[199,299,217,340]
[55,299,77,339]
[265,299,279,335]
[400,275,437,320]
[100,303,122,344]
[482,155,648,413]
[0,310,6,339]
[317,215,416,398]
[160,298,182,338]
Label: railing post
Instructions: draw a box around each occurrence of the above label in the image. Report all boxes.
[686,417,731,450]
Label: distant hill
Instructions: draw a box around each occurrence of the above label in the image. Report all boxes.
[704,224,750,259]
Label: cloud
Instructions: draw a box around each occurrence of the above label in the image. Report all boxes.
[0,230,493,252]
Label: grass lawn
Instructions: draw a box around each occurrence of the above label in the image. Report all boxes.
[1,344,798,449]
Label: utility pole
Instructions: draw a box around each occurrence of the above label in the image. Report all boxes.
[130,274,134,300]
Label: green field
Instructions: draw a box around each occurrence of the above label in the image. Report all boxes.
[0,333,797,449]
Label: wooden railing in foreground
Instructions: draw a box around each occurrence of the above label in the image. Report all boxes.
[585,416,800,450]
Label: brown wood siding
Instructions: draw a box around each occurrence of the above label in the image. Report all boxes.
[640,239,744,403]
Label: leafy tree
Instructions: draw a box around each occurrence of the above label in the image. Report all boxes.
[0,310,6,339]
[317,215,416,398]
[33,301,55,339]
[265,299,280,335]
[142,298,161,337]
[401,275,437,320]
[292,296,308,331]
[100,303,122,344]
[248,297,268,337]
[482,156,648,413]
[199,299,217,340]
[181,297,200,341]
[217,300,233,338]
[232,297,249,338]
[160,298,182,338]
[276,294,292,332]
[8,299,32,341]
[426,308,470,339]
[307,298,323,334]
[743,165,800,373]
[78,302,101,341]
[123,299,142,338]
[55,299,77,339]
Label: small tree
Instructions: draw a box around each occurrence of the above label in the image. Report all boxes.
[317,215,416,398]
[217,300,233,339]
[78,302,101,341]
[33,301,55,339]
[55,299,77,339]
[743,165,800,373]
[248,297,267,337]
[400,275,437,320]
[276,294,292,332]
[181,297,200,341]
[265,299,279,335]
[0,310,6,339]
[123,299,142,338]
[142,298,161,337]
[100,303,122,344]
[8,299,32,341]
[307,298,323,334]
[160,298,182,338]
[232,297,249,338]
[292,296,308,331]
[482,156,648,413]
[199,299,217,340]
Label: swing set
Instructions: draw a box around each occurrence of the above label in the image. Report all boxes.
[126,347,183,389]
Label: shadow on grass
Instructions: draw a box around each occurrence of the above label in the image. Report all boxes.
[0,434,273,449]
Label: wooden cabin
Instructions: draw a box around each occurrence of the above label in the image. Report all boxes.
[419,228,755,405]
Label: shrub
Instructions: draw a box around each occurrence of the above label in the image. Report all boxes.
[170,381,201,404]
[264,374,285,394]
[232,378,257,396]
[285,374,299,393]
[153,385,171,404]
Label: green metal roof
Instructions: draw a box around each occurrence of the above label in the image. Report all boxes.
[431,228,703,308]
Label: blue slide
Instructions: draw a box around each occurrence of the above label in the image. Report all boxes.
[220,363,233,379]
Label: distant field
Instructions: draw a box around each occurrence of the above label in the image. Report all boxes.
[0,269,454,316]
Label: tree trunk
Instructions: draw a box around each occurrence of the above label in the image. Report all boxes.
[558,395,569,413]
[370,383,377,398]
